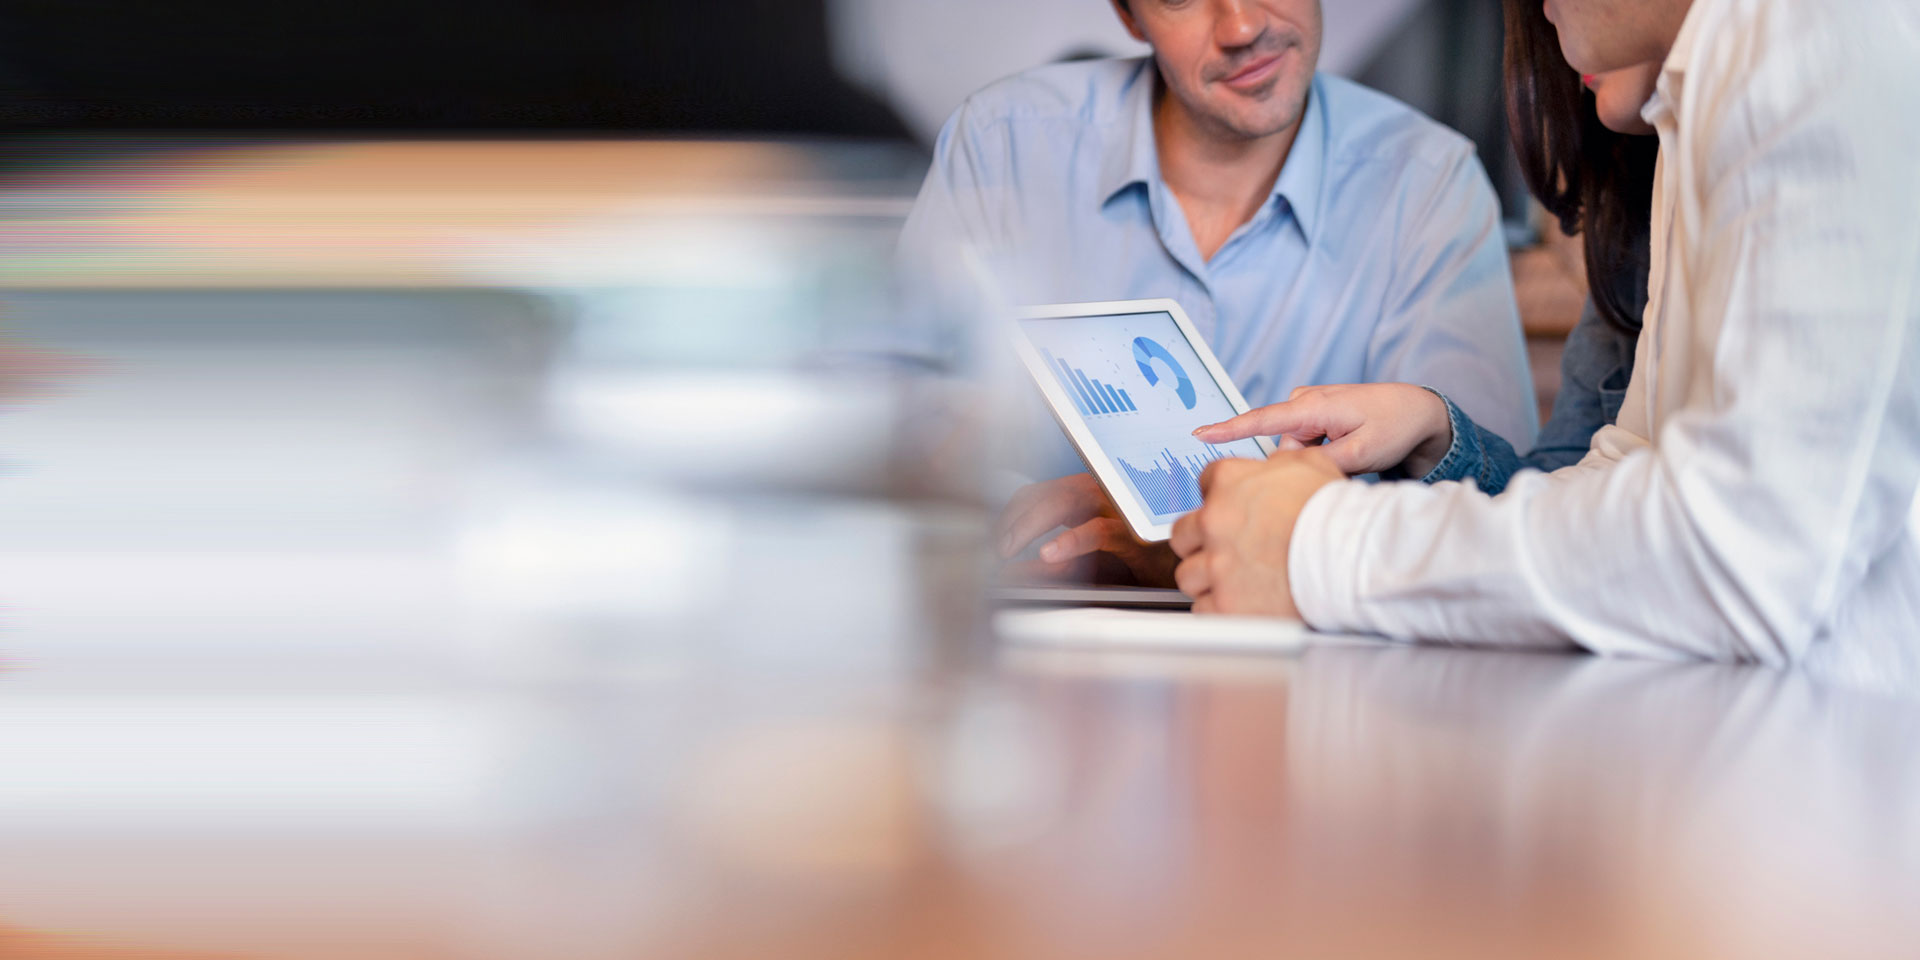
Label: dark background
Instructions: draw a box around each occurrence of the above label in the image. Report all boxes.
[0,0,907,136]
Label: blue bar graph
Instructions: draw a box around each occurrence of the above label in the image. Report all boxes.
[1043,350,1094,415]
[1116,446,1232,516]
[1042,348,1139,417]
[1077,370,1113,413]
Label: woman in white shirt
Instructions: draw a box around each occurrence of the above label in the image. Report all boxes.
[1170,0,1920,670]
[1196,2,1658,500]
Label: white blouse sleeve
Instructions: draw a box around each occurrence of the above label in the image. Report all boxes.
[1288,0,1920,663]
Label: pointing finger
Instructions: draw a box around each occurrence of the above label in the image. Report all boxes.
[1192,403,1302,444]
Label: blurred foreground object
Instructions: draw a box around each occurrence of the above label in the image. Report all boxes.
[0,133,989,724]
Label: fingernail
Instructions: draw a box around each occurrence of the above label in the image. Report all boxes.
[1040,542,1060,562]
[999,534,1013,557]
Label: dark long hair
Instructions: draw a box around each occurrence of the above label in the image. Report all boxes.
[1504,0,1658,333]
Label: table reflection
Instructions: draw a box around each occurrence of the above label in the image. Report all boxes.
[1280,648,1920,960]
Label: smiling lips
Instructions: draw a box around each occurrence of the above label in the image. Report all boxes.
[1220,52,1283,92]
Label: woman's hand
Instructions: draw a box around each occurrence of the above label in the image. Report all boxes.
[1192,383,1454,478]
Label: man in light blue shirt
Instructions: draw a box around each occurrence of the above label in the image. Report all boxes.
[900,0,1534,584]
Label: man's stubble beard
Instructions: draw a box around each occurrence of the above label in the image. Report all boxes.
[1161,65,1310,143]
[1162,27,1316,143]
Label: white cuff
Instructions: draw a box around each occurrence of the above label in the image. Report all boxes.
[1288,479,1377,632]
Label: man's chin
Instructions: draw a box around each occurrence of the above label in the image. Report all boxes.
[1210,104,1304,141]
[1211,77,1310,139]
[1163,69,1310,142]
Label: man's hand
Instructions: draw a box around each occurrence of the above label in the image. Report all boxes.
[997,473,1179,587]
[1192,383,1453,478]
[1169,450,1344,615]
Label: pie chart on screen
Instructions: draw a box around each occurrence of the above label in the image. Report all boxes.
[1132,336,1197,409]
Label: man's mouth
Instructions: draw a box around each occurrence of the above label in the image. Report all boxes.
[1219,51,1284,93]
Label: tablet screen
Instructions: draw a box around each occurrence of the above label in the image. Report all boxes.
[1020,309,1267,525]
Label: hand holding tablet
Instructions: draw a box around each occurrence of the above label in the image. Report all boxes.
[1011,299,1275,543]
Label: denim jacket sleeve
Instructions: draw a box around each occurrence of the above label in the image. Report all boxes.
[1417,299,1638,494]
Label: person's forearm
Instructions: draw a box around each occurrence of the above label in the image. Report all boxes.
[1293,439,1841,662]
[1395,387,1456,479]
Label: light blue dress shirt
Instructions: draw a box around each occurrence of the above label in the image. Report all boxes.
[897,57,1537,476]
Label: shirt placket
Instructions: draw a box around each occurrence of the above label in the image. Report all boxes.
[1144,179,1220,346]
[1644,86,1683,429]
[1208,197,1288,380]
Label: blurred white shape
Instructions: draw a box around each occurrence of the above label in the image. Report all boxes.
[459,214,802,291]
[549,372,897,489]
[0,550,457,659]
[455,482,729,620]
[831,0,1144,143]
[0,695,511,824]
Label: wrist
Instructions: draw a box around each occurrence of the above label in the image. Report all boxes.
[1398,389,1454,478]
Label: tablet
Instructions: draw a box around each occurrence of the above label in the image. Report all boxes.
[1013,299,1275,542]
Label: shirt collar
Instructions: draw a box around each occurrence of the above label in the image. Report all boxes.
[1643,0,1707,127]
[1661,0,1705,77]
[1272,79,1324,239]
[1097,61,1324,240]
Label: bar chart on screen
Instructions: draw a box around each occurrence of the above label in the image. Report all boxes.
[1041,347,1138,417]
[1116,445,1231,515]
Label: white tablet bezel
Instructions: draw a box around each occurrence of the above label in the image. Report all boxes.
[1012,298,1275,542]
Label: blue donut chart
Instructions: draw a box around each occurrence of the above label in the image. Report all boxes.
[1132,336,1197,409]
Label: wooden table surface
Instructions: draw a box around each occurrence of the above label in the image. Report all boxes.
[2,605,1915,960]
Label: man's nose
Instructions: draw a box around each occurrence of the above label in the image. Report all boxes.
[1212,0,1268,50]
